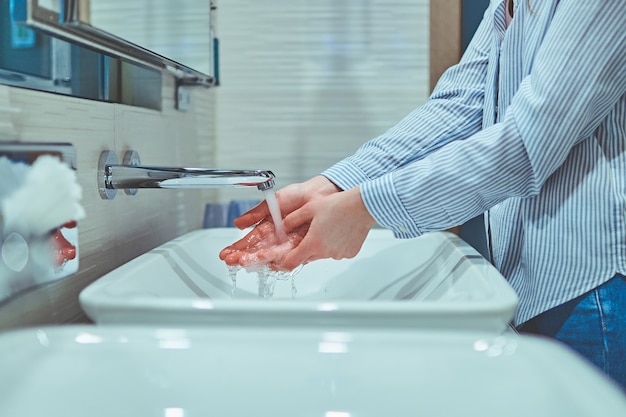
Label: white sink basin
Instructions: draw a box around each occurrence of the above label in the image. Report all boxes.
[80,228,518,331]
[0,325,624,416]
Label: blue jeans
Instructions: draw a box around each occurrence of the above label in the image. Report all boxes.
[517,275,626,392]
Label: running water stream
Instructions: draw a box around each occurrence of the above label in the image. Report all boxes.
[263,188,286,242]
[229,188,300,298]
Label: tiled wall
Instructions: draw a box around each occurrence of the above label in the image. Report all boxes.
[214,0,432,203]
[0,75,216,330]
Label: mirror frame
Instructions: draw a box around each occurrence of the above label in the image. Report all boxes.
[12,0,214,86]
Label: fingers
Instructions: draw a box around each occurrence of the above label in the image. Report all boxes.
[220,221,309,272]
[282,205,312,232]
[219,220,274,261]
[218,247,231,260]
[280,234,313,271]
[233,200,269,229]
[220,231,259,254]
[221,251,243,265]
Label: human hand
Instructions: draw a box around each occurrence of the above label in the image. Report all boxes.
[232,175,342,230]
[219,218,309,271]
[276,186,376,270]
[220,177,376,272]
[51,220,78,266]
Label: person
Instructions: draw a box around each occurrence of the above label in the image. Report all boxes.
[220,0,626,390]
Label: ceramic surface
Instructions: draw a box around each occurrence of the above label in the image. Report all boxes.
[0,325,624,416]
[80,228,519,331]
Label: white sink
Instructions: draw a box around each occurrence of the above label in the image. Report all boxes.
[0,325,624,416]
[80,228,518,331]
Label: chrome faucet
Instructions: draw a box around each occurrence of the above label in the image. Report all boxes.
[98,150,275,200]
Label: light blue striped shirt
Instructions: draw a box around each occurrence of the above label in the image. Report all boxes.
[322,0,626,325]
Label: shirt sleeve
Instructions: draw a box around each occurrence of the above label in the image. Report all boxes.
[360,0,626,238]
[322,6,493,191]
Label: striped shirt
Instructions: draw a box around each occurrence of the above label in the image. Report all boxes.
[322,0,626,325]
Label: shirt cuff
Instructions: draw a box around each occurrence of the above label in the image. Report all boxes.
[360,173,424,239]
[321,159,371,190]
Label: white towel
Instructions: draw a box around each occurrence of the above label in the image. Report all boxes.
[0,155,85,237]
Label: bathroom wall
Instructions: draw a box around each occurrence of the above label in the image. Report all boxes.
[0,75,216,329]
[214,0,432,203]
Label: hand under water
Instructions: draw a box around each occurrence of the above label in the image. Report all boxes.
[219,219,309,272]
[219,176,376,272]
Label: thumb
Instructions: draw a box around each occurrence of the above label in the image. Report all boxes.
[282,205,312,232]
[233,200,268,229]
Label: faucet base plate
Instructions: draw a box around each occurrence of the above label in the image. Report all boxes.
[98,151,118,200]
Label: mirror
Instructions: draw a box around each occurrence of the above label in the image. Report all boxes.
[88,0,215,77]
[11,0,216,85]
[0,143,81,305]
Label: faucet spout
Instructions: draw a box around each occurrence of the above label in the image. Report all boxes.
[106,165,275,190]
[97,150,275,200]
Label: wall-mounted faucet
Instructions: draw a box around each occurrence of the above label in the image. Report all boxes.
[98,150,275,200]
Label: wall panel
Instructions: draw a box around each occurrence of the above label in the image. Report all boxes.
[0,76,216,329]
